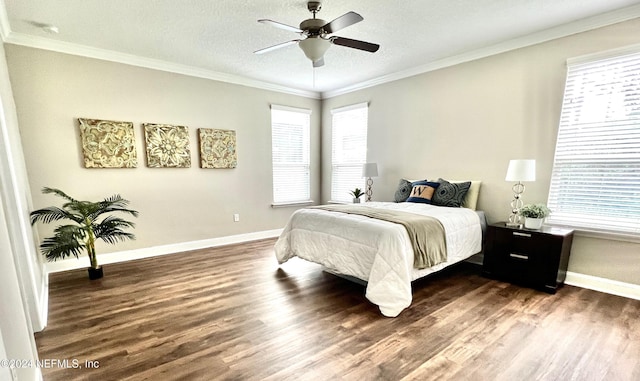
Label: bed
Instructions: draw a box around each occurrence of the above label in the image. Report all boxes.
[274,179,484,317]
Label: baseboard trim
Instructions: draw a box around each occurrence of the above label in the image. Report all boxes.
[45,229,283,274]
[565,271,640,301]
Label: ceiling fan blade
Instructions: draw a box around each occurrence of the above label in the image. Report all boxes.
[258,19,303,34]
[322,11,363,34]
[330,36,380,53]
[313,57,325,68]
[254,40,300,55]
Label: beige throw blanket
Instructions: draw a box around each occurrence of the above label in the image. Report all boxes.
[310,204,447,268]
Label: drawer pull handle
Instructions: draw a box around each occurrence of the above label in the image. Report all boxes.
[510,253,529,260]
[513,232,532,238]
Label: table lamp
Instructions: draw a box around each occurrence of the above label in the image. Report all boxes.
[505,159,536,227]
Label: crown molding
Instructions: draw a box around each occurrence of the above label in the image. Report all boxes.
[2,31,321,99]
[322,4,640,99]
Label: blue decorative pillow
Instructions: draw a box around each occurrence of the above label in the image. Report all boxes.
[406,181,440,204]
[394,179,413,202]
[432,178,471,207]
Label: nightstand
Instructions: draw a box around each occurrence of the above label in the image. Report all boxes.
[482,222,574,293]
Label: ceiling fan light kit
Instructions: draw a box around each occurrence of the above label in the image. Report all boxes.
[299,37,330,65]
[255,1,379,67]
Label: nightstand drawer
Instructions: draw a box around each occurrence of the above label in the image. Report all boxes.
[490,246,539,284]
[495,229,541,254]
[509,231,536,250]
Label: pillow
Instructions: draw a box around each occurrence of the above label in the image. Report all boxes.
[432,178,471,207]
[394,179,413,202]
[406,181,440,204]
[458,180,482,210]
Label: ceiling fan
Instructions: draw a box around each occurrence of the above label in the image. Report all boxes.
[254,1,380,67]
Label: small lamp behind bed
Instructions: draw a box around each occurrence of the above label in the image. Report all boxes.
[505,159,536,227]
[363,163,378,202]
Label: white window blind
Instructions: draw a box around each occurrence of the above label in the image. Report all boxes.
[547,49,640,235]
[331,103,368,203]
[271,105,311,205]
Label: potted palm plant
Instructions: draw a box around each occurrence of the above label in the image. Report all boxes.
[350,188,364,203]
[30,187,139,280]
[519,203,551,229]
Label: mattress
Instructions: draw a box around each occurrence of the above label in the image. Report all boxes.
[274,202,483,317]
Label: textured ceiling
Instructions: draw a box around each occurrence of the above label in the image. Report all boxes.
[3,0,640,97]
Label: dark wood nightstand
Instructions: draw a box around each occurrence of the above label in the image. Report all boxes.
[482,222,574,293]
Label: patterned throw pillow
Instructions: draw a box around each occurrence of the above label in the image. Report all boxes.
[406,181,440,204]
[394,179,413,202]
[432,178,471,207]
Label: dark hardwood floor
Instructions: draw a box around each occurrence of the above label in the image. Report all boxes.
[36,238,640,381]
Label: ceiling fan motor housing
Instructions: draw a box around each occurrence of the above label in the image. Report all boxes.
[300,18,327,36]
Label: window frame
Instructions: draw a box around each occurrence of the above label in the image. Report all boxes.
[330,102,369,204]
[270,104,313,207]
[546,46,640,239]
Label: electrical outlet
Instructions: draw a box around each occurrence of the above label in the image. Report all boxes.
[233,213,240,222]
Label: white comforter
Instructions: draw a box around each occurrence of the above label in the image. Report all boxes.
[274,202,482,317]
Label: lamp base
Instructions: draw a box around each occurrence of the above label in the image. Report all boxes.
[506,181,525,229]
[365,177,373,202]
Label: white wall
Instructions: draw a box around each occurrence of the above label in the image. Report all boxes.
[0,198,40,381]
[5,45,321,265]
[322,18,640,286]
[0,41,47,333]
[0,38,47,377]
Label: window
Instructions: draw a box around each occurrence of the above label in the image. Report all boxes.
[331,103,368,203]
[271,105,311,205]
[547,48,640,235]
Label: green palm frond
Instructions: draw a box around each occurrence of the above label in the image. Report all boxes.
[89,195,139,221]
[41,187,79,203]
[64,200,93,218]
[98,231,136,245]
[40,225,85,261]
[30,206,80,225]
[93,216,136,244]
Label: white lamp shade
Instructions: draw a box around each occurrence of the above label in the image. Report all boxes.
[362,162,378,177]
[298,37,330,62]
[505,159,536,181]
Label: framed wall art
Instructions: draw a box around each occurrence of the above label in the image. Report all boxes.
[143,123,191,168]
[198,128,237,169]
[78,118,137,168]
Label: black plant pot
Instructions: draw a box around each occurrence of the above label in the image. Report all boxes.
[88,266,103,280]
